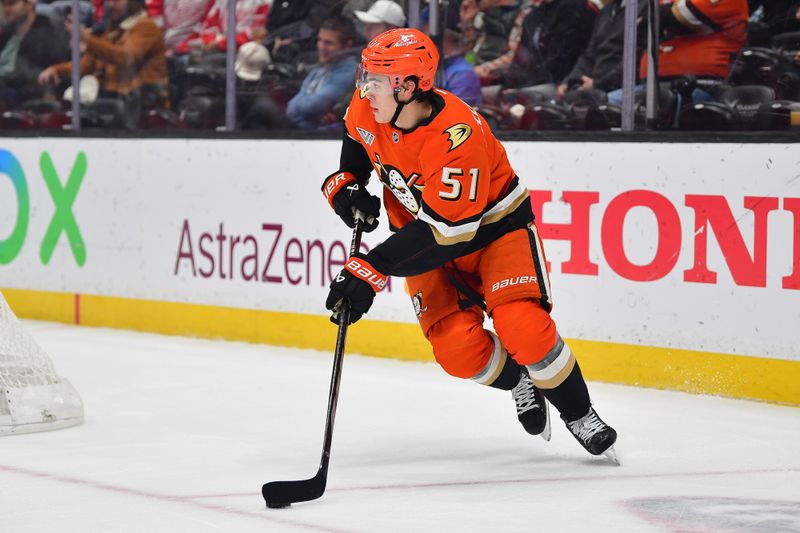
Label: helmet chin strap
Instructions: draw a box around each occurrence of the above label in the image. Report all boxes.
[389,87,422,128]
[389,89,406,128]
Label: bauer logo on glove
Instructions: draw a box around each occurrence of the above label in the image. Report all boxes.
[346,258,387,291]
[322,172,352,202]
[321,171,381,232]
[326,254,388,324]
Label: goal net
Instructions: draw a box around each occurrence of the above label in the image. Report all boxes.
[0,292,83,435]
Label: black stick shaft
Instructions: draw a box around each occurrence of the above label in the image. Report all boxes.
[262,222,362,506]
[318,223,363,475]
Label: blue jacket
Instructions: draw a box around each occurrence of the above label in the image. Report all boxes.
[287,55,358,129]
[443,55,482,107]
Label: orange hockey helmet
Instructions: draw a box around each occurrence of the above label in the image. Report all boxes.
[359,28,439,92]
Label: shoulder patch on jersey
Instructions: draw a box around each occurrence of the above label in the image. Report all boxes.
[443,123,472,152]
[357,127,375,146]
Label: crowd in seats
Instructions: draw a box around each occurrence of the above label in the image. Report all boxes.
[472,0,800,132]
[1,0,799,132]
[0,0,68,111]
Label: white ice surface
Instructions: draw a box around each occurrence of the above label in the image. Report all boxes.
[2,321,799,533]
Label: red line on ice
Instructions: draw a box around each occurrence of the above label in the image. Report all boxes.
[180,467,800,499]
[0,463,352,533]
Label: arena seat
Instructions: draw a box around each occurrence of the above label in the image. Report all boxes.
[81,98,128,129]
[525,102,572,131]
[563,88,607,129]
[585,103,621,130]
[142,109,179,129]
[178,95,225,130]
[678,101,737,130]
[0,111,36,129]
[728,47,800,101]
[20,100,69,130]
[771,31,800,55]
[754,100,800,130]
[718,85,776,128]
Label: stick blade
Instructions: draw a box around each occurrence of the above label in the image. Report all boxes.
[262,471,327,508]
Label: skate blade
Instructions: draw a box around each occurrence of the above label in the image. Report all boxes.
[602,445,620,466]
[539,399,551,442]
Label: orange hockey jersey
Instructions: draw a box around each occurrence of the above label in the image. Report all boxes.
[641,0,747,79]
[338,88,533,277]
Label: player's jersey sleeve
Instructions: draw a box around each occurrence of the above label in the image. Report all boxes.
[669,0,742,34]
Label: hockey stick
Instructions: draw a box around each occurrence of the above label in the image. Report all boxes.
[262,221,363,508]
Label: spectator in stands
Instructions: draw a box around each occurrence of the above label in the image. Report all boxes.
[286,14,357,129]
[556,0,647,100]
[607,0,748,105]
[237,40,292,129]
[460,0,523,40]
[263,0,336,35]
[162,0,211,53]
[0,0,68,108]
[655,0,747,83]
[173,0,268,56]
[442,27,482,105]
[254,0,339,64]
[420,6,482,105]
[494,0,596,88]
[35,0,93,30]
[354,0,405,42]
[342,0,372,18]
[749,0,800,36]
[459,0,518,65]
[91,0,162,26]
[472,3,532,85]
[38,0,167,127]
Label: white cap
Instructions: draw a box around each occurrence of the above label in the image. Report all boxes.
[354,0,406,27]
[63,75,99,104]
[235,41,271,82]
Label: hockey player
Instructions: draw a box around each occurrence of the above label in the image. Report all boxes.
[322,28,617,460]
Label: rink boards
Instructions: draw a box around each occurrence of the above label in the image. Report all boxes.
[0,138,798,405]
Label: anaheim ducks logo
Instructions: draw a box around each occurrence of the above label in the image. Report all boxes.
[374,153,421,214]
[444,123,472,152]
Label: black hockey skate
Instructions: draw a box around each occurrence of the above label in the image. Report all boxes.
[563,407,619,464]
[512,369,551,441]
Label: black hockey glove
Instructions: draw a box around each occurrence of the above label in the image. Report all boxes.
[326,253,387,324]
[322,171,380,232]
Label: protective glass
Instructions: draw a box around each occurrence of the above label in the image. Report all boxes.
[355,67,395,97]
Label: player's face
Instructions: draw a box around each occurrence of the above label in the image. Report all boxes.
[356,70,397,123]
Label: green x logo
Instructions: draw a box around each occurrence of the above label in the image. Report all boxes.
[39,151,87,266]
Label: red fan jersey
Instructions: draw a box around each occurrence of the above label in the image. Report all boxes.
[339,88,533,277]
[642,0,748,79]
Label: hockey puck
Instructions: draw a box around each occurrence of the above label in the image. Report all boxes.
[266,502,290,509]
